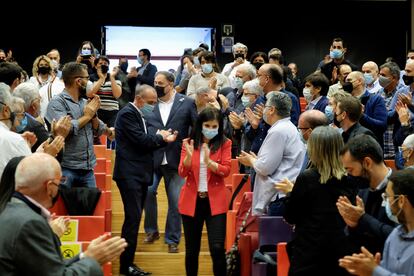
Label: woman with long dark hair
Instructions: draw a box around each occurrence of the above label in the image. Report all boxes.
[178,107,232,276]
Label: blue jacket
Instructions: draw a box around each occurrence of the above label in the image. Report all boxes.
[359,90,387,148]
[146,93,197,170]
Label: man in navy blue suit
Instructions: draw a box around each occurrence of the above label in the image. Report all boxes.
[144,71,197,253]
[113,84,177,276]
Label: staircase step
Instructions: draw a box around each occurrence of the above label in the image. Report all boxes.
[111,252,213,276]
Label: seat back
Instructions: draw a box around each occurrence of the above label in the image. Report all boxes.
[258,216,293,251]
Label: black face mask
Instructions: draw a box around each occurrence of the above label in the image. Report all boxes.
[333,116,341,128]
[79,82,87,99]
[403,75,414,86]
[342,82,353,93]
[38,66,51,75]
[101,64,109,74]
[120,62,128,73]
[51,189,60,207]
[155,85,166,98]
[0,59,5,63]
[253,62,264,70]
[234,53,245,59]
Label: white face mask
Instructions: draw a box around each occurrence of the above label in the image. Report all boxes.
[303,87,312,103]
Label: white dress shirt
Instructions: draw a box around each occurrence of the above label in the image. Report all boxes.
[158,92,176,165]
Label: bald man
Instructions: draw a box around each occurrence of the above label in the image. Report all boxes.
[297,110,329,170]
[362,61,381,94]
[0,153,127,276]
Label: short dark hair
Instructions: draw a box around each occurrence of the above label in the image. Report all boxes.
[332,37,346,48]
[304,72,330,96]
[62,62,88,86]
[249,51,269,64]
[94,55,110,66]
[0,62,23,86]
[191,108,226,153]
[139,49,151,60]
[199,43,209,51]
[389,169,414,206]
[266,64,284,85]
[337,96,362,122]
[155,71,175,83]
[340,134,384,164]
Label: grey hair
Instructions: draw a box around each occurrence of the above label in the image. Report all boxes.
[135,84,155,97]
[242,79,262,96]
[10,96,25,112]
[15,153,60,190]
[13,82,40,111]
[195,86,211,95]
[232,42,248,53]
[403,134,414,148]
[266,92,292,118]
[380,62,401,79]
[268,48,282,57]
[0,82,11,112]
[237,64,256,80]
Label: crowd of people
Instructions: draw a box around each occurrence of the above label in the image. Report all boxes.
[0,37,414,276]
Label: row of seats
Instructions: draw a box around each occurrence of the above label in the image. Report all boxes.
[224,160,292,276]
[49,142,113,275]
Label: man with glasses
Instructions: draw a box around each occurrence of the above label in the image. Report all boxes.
[0,83,31,179]
[398,134,414,169]
[340,169,414,275]
[46,62,114,188]
[337,134,396,254]
[0,153,128,275]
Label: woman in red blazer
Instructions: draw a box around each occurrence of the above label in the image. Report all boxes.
[178,107,232,276]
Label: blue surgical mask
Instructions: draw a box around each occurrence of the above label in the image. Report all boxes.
[140,103,154,116]
[385,198,400,224]
[15,114,27,133]
[193,57,200,66]
[324,105,334,123]
[364,73,374,85]
[137,56,144,65]
[202,127,218,140]
[201,64,213,74]
[241,95,251,107]
[234,77,244,90]
[330,49,343,59]
[81,49,92,56]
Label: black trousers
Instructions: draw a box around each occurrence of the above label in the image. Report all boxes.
[182,197,226,276]
[117,181,147,273]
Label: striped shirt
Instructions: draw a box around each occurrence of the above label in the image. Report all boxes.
[96,79,122,111]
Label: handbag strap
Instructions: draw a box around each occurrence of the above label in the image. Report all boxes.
[234,207,252,243]
[228,174,249,210]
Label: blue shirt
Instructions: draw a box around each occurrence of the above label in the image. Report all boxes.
[373,225,414,276]
[46,91,106,170]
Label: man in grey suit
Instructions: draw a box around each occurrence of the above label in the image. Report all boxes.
[0,153,127,276]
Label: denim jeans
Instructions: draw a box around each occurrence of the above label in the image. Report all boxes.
[61,167,96,188]
[144,165,185,244]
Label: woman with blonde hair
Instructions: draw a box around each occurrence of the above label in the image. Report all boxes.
[276,126,357,275]
[29,55,56,89]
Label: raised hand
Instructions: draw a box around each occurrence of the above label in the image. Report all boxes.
[21,131,37,148]
[202,143,211,164]
[244,107,260,129]
[84,233,127,265]
[274,178,294,194]
[52,115,71,138]
[229,111,244,129]
[84,96,100,118]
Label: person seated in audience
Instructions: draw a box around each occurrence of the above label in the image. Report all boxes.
[178,107,231,276]
[339,169,414,276]
[398,134,414,169]
[277,126,357,275]
[0,153,128,275]
[337,134,396,254]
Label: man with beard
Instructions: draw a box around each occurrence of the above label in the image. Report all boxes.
[339,169,414,276]
[337,134,396,254]
[46,62,114,188]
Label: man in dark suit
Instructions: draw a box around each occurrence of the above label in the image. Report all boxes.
[0,153,127,276]
[144,71,197,253]
[113,84,177,276]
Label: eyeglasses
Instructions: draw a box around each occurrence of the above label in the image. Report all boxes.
[74,75,90,80]
[381,192,403,202]
[49,176,67,187]
[398,146,412,153]
[298,127,311,130]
